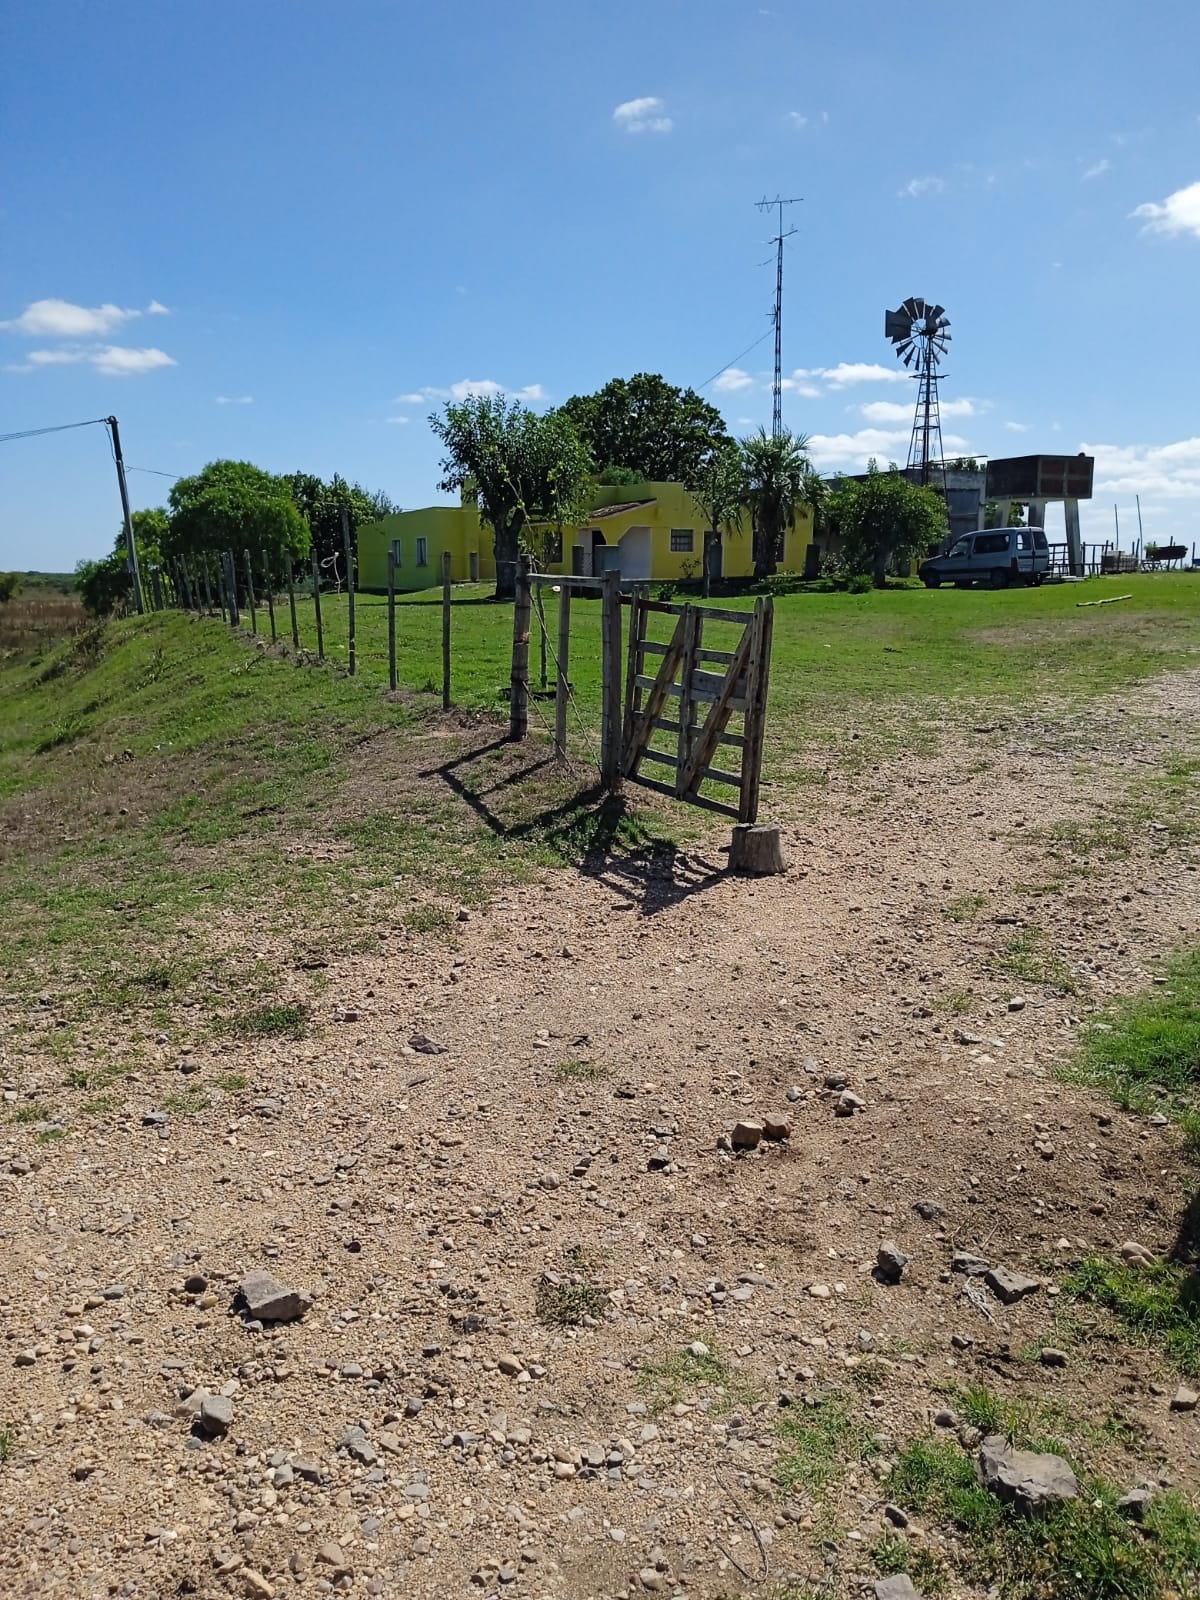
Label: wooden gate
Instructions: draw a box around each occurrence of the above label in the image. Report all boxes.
[621,595,773,822]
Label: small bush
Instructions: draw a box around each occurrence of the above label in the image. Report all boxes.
[847,571,874,594]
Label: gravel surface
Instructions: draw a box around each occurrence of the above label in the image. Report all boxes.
[2,674,1199,1598]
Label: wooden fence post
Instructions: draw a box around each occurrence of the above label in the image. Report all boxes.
[674,604,700,797]
[261,556,276,642]
[622,588,644,761]
[341,505,356,676]
[311,552,324,661]
[243,549,257,634]
[441,549,452,710]
[224,551,240,627]
[286,562,299,649]
[739,597,773,824]
[600,569,623,792]
[387,546,397,691]
[509,554,531,739]
[202,555,215,616]
[554,580,571,762]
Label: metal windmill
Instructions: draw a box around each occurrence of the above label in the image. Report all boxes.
[884,297,951,491]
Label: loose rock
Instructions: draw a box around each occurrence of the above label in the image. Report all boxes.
[977,1435,1079,1514]
[876,1242,909,1285]
[239,1268,313,1324]
[985,1266,1040,1305]
[731,1119,764,1151]
[1170,1384,1198,1412]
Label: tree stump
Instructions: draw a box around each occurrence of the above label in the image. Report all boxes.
[729,823,786,875]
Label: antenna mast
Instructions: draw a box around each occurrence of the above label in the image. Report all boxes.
[756,195,801,438]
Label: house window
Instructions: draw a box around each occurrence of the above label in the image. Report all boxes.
[390,538,402,568]
[416,537,429,566]
[669,528,694,553]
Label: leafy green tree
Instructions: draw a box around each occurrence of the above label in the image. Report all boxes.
[75,508,169,616]
[740,428,814,579]
[165,460,308,578]
[0,572,22,603]
[687,442,745,593]
[430,394,592,599]
[829,462,947,585]
[284,472,394,577]
[560,373,730,484]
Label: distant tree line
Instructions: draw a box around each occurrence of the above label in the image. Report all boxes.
[76,463,397,616]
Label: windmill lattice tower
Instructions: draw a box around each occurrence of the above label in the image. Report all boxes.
[884,297,952,492]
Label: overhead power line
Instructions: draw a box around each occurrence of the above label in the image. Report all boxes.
[0,416,109,445]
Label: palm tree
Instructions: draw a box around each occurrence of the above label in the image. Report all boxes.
[740,428,814,579]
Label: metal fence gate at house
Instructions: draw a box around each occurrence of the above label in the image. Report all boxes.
[620,594,774,823]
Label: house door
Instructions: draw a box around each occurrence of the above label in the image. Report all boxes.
[703,531,723,582]
[469,551,479,582]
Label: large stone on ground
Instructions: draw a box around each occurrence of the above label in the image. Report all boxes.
[731,1120,763,1151]
[985,1265,1040,1304]
[874,1576,924,1600]
[977,1434,1078,1514]
[239,1268,313,1323]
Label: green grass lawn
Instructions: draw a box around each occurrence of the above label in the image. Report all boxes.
[277,572,1200,777]
[1,573,1197,1074]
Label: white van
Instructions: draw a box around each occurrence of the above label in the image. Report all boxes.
[919,527,1050,589]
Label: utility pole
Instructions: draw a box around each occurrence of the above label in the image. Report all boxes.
[756,195,801,438]
[106,416,144,615]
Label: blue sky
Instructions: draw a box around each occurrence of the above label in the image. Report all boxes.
[2,0,1199,570]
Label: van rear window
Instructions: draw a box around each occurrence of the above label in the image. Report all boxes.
[1033,531,1048,550]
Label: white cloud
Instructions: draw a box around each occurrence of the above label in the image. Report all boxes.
[806,427,969,472]
[858,396,990,426]
[400,379,548,405]
[1084,436,1200,499]
[215,394,253,405]
[785,112,808,130]
[1082,158,1111,180]
[93,346,176,375]
[713,367,755,393]
[1004,420,1030,433]
[612,96,672,134]
[806,361,910,388]
[386,415,411,425]
[899,175,945,199]
[146,300,170,316]
[14,343,176,376]
[0,297,165,337]
[1133,180,1200,239]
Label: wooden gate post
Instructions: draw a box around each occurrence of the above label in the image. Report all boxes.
[387,546,397,690]
[739,597,774,824]
[341,506,356,676]
[509,554,531,739]
[441,549,452,710]
[674,605,701,797]
[600,569,623,792]
[311,552,325,661]
[554,580,572,761]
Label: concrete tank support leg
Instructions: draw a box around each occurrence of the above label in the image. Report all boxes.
[993,498,1012,529]
[1064,499,1083,576]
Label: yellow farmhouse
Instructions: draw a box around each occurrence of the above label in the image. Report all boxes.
[357,480,813,591]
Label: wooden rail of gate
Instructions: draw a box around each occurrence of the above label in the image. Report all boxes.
[620,594,773,823]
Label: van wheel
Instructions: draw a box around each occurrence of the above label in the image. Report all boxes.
[923,576,940,588]
[989,568,1009,589]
